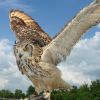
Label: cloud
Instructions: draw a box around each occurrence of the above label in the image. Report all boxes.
[0,78,8,89]
[0,39,32,92]
[58,32,100,86]
[0,0,34,12]
[0,32,100,91]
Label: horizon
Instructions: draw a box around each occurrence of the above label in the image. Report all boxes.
[0,0,100,92]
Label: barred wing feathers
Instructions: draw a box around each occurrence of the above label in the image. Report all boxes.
[9,9,52,45]
[10,9,44,32]
[41,0,100,65]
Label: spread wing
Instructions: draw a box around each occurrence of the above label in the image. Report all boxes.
[41,0,100,65]
[9,9,52,45]
[10,9,44,32]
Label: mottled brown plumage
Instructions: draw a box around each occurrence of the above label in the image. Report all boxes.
[10,9,70,94]
[10,0,100,97]
[10,9,51,46]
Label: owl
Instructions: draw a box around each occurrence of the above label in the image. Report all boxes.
[10,0,100,98]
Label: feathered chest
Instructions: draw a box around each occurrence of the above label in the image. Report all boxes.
[14,43,43,76]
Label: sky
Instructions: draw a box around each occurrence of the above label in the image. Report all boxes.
[0,0,100,92]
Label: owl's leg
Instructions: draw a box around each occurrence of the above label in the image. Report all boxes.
[29,87,51,100]
[42,90,51,100]
[31,78,51,99]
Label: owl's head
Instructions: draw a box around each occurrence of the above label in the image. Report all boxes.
[14,43,35,74]
[14,43,33,61]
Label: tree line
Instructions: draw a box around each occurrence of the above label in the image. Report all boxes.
[0,85,35,99]
[0,79,100,100]
[51,79,100,100]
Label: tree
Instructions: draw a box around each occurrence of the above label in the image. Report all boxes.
[0,89,14,98]
[14,89,23,99]
[21,93,26,99]
[26,85,35,96]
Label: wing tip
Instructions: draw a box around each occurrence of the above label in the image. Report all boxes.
[9,9,46,32]
[10,9,20,14]
[9,9,34,23]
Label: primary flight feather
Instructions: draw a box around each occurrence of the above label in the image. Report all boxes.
[10,0,100,95]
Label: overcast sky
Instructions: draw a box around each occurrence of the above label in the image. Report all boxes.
[0,0,100,92]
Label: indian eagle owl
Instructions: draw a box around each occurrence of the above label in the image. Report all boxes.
[9,0,100,94]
